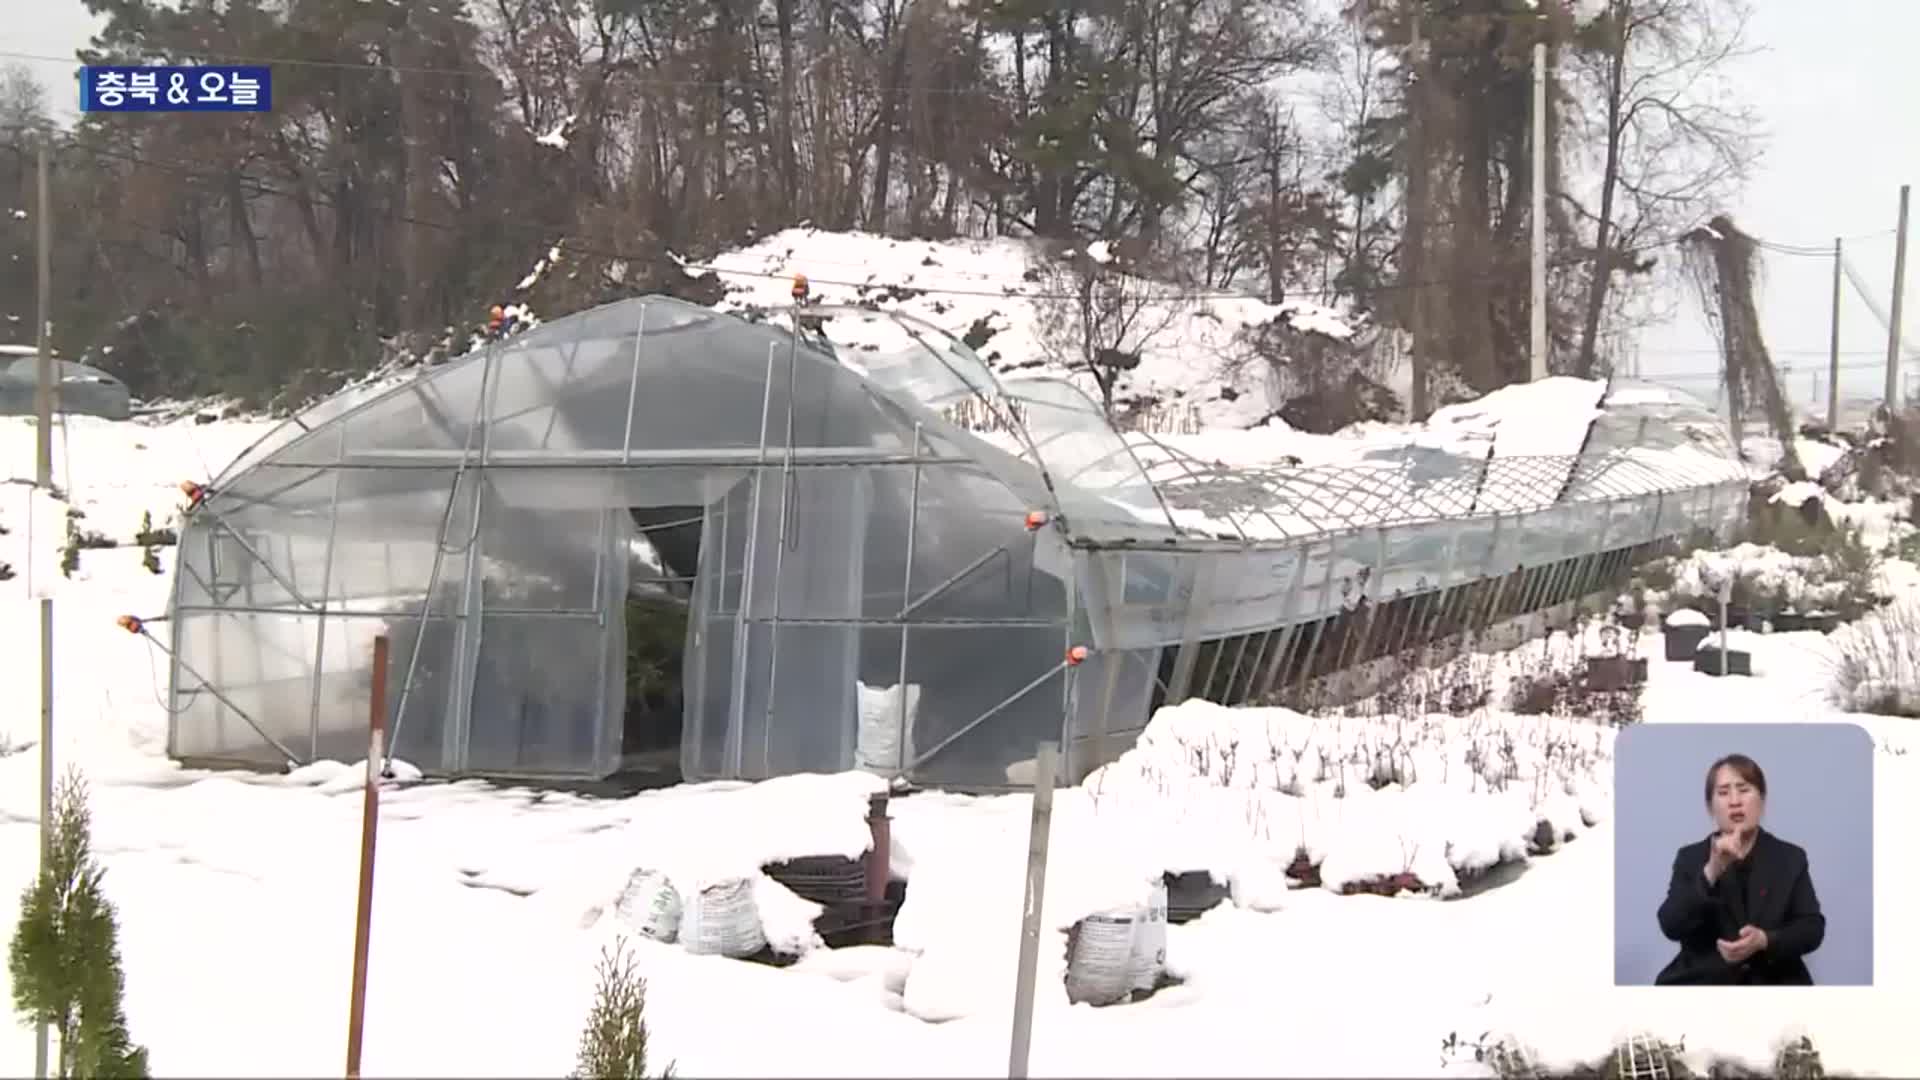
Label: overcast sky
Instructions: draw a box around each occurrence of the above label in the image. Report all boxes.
[7,0,1918,413]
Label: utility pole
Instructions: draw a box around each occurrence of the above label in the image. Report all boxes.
[1529,37,1548,381]
[1828,237,1842,429]
[1406,8,1429,420]
[32,129,53,1080]
[1887,185,1910,408]
[35,136,52,486]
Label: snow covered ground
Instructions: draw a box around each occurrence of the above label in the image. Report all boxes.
[698,227,1350,430]
[2,406,1917,1077]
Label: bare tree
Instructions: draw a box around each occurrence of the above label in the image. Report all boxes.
[1315,13,1397,313]
[1567,0,1760,378]
[1033,244,1188,418]
[0,63,47,132]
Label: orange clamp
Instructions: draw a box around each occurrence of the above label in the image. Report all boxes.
[791,274,809,301]
[1066,645,1090,666]
[1024,510,1049,531]
[179,480,206,507]
[116,614,144,635]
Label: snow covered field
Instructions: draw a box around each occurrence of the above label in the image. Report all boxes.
[702,227,1349,430]
[2,407,1918,1076]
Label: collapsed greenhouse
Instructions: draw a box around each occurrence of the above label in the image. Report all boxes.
[163,294,1748,788]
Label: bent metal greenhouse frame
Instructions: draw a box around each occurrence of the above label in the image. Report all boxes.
[163,295,1747,789]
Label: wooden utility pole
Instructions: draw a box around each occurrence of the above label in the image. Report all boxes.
[32,129,53,1080]
[34,134,52,487]
[1887,185,1911,408]
[1406,8,1428,420]
[1528,37,1548,381]
[345,635,391,1079]
[1828,237,1842,429]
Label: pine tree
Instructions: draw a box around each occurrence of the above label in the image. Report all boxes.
[571,938,672,1080]
[9,770,151,1079]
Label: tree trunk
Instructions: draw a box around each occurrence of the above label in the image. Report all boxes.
[398,17,432,336]
[226,168,263,289]
[775,0,800,213]
[1575,2,1628,379]
[868,0,910,231]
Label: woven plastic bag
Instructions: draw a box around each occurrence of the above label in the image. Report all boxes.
[1128,877,1168,992]
[854,681,919,775]
[613,868,683,944]
[1064,910,1138,1006]
[679,877,768,958]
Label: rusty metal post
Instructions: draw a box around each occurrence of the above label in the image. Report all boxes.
[1008,741,1057,1080]
[346,634,390,1079]
[864,791,892,943]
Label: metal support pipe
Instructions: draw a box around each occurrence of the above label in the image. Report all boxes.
[135,624,300,764]
[621,303,648,465]
[1288,618,1329,702]
[905,656,1074,773]
[1417,522,1465,651]
[1235,627,1277,704]
[1391,588,1428,659]
[1287,550,1343,697]
[1197,633,1235,701]
[1216,633,1253,703]
[385,346,494,767]
[1057,572,1080,777]
[1478,570,1515,640]
[892,424,924,776]
[727,344,779,777]
[304,423,348,758]
[1255,546,1311,699]
[201,509,325,615]
[1086,639,1125,781]
[758,310,804,771]
[1162,558,1217,704]
[898,544,1013,620]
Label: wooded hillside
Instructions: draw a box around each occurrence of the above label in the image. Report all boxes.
[0,0,1755,414]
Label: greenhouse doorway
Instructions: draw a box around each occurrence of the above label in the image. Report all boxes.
[620,505,701,785]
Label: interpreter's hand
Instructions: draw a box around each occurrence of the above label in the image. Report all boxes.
[1716,924,1768,965]
[1705,828,1750,881]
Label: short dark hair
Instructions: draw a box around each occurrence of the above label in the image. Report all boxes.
[1705,753,1767,804]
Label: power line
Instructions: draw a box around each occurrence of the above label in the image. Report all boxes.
[1643,356,1919,382]
[1754,230,1897,257]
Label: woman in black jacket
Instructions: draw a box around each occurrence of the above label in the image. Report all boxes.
[1654,753,1826,986]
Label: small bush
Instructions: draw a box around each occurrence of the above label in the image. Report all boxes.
[1500,618,1644,726]
[1826,597,1920,717]
[1447,1031,1839,1079]
[571,937,672,1080]
[132,512,177,549]
[64,508,117,550]
[1651,534,1880,624]
[9,769,151,1079]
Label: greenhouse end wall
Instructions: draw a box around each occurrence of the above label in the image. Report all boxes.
[164,295,1749,790]
[165,296,1083,789]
